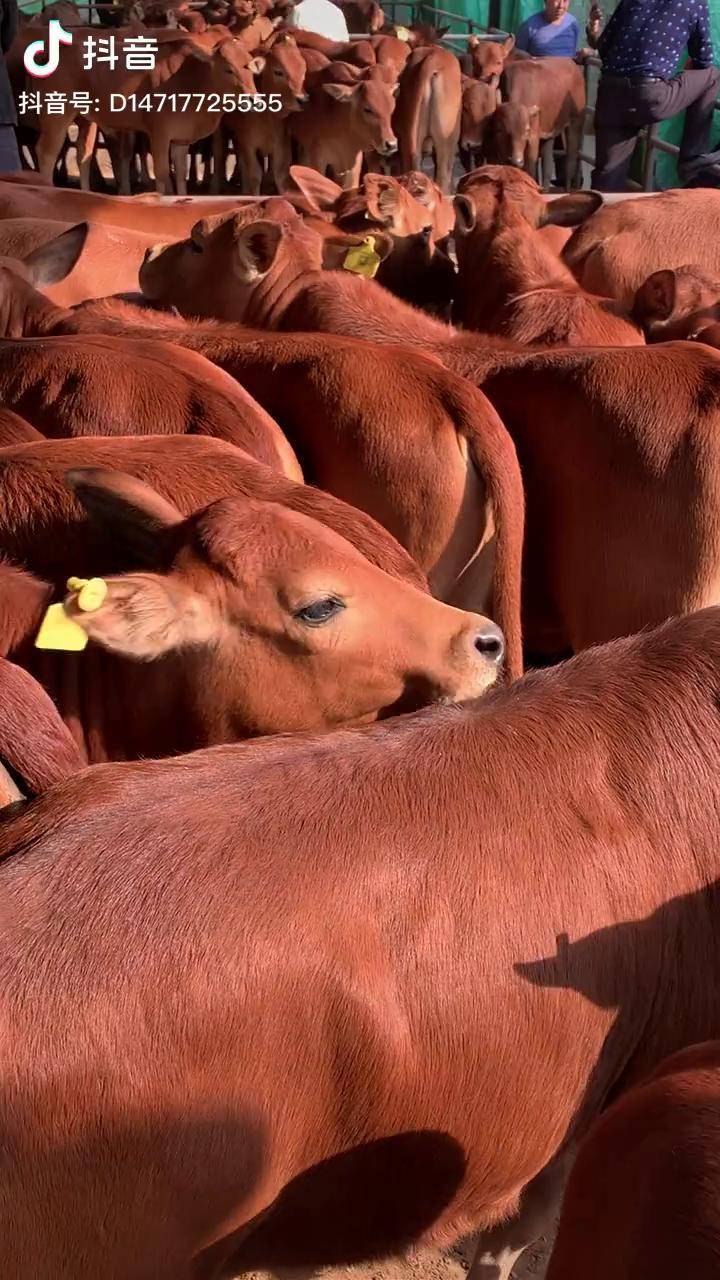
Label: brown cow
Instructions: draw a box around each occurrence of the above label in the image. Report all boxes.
[547,1042,720,1280]
[453,168,642,345]
[229,30,307,194]
[135,201,720,657]
[0,217,164,305]
[632,263,720,342]
[562,188,720,308]
[393,44,461,193]
[0,179,257,236]
[496,56,586,190]
[0,654,84,803]
[463,32,515,83]
[0,440,503,759]
[289,63,398,188]
[0,608,720,1278]
[459,75,498,170]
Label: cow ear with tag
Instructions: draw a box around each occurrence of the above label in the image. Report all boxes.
[62,573,220,662]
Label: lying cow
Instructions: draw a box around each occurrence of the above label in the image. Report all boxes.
[632,263,720,343]
[562,187,720,308]
[547,1042,720,1280]
[0,609,720,1276]
[453,168,642,345]
[0,654,84,804]
[0,438,503,760]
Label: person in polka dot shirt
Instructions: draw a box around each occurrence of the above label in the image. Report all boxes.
[590,0,720,189]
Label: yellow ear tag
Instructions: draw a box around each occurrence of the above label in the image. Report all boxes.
[343,236,381,280]
[395,24,411,40]
[35,604,88,652]
[67,576,108,613]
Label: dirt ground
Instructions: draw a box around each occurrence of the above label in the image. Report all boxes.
[244,1226,555,1280]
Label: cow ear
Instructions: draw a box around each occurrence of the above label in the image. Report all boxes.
[232,219,283,279]
[633,269,677,322]
[503,34,515,54]
[288,164,342,211]
[65,467,185,568]
[249,55,266,73]
[542,190,603,227]
[453,193,476,235]
[323,81,358,101]
[363,173,400,225]
[64,572,220,661]
[23,222,88,288]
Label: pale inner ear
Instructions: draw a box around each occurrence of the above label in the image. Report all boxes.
[65,574,222,661]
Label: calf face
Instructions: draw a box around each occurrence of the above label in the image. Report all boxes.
[258,32,308,109]
[61,469,505,733]
[466,34,514,85]
[632,265,720,342]
[486,102,539,170]
[211,35,265,93]
[324,67,398,156]
[460,77,499,165]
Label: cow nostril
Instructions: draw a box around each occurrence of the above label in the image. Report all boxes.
[296,93,309,104]
[474,626,505,663]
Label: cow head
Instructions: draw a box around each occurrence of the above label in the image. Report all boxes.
[459,76,500,166]
[322,66,398,156]
[0,222,88,338]
[632,265,720,342]
[467,34,514,86]
[485,102,539,170]
[454,166,603,246]
[258,30,308,109]
[61,468,505,734]
[211,35,266,92]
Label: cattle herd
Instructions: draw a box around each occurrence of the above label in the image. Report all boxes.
[3,11,720,1269]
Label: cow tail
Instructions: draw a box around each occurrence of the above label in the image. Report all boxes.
[445,374,525,682]
[0,658,85,805]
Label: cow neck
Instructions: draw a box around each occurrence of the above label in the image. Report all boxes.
[458,211,576,330]
[240,255,315,330]
[277,267,458,351]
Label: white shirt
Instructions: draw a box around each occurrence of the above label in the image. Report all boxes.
[289,0,350,41]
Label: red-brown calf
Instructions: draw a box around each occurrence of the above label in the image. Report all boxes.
[547,1042,720,1280]
[393,45,461,193]
[289,63,398,188]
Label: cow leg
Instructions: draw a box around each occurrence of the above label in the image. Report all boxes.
[76,117,98,192]
[35,117,71,183]
[434,138,456,194]
[210,129,226,193]
[171,142,189,195]
[539,136,554,192]
[565,118,583,190]
[152,136,175,194]
[233,139,263,195]
[271,135,291,194]
[466,1152,572,1280]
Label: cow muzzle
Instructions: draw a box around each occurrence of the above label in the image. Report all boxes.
[295,92,309,106]
[379,139,398,157]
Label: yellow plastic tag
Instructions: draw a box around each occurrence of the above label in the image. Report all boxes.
[343,236,381,280]
[35,603,88,652]
[395,25,411,40]
[67,576,108,613]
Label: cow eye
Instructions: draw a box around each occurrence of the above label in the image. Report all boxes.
[363,105,374,115]
[294,596,345,625]
[274,67,285,77]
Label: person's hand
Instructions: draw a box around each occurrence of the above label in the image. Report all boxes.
[586,3,602,37]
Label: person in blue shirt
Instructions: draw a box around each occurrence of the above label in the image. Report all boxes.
[590,0,720,189]
[515,0,581,59]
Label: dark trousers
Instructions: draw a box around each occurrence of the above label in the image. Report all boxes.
[0,124,20,173]
[592,65,720,191]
